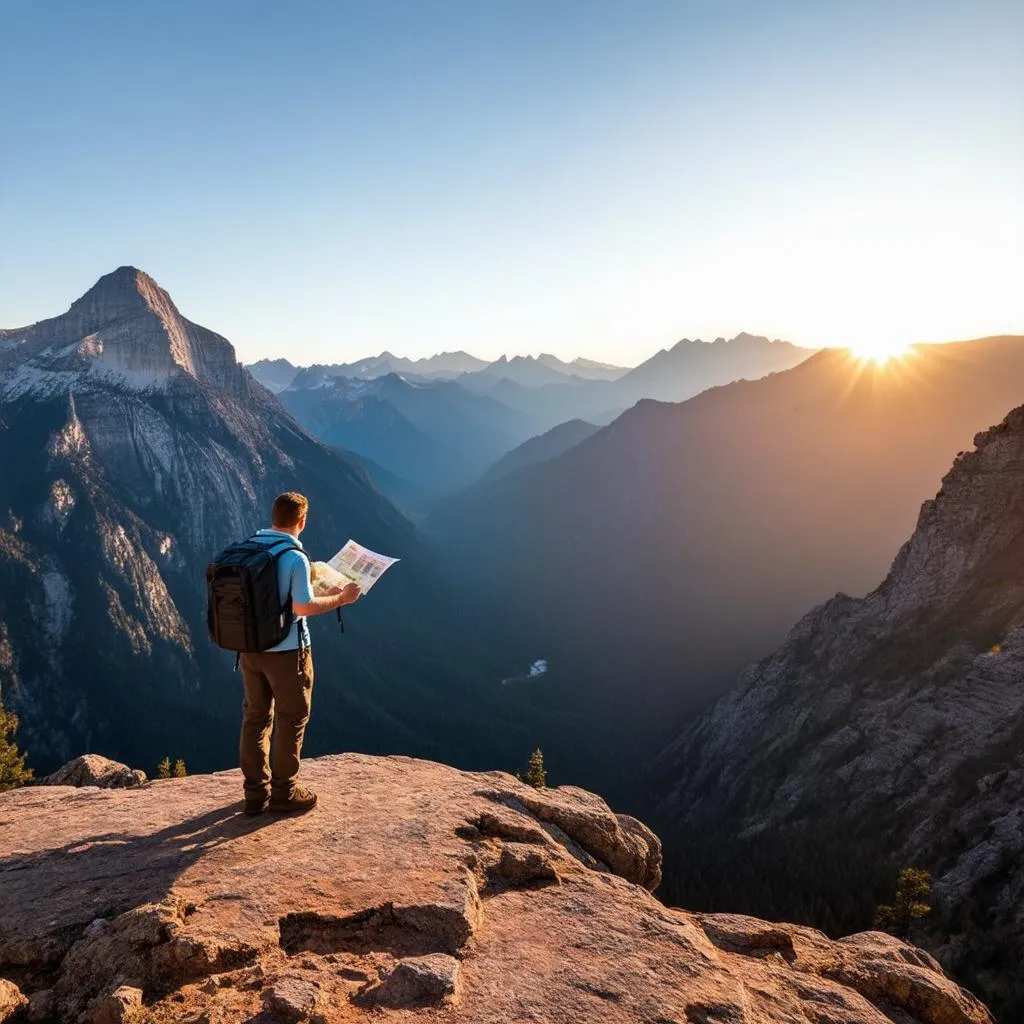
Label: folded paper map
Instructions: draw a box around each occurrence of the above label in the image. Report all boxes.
[310,540,399,597]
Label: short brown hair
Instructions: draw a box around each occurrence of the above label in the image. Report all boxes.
[272,491,309,529]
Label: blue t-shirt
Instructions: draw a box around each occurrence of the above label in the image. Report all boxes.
[251,529,314,652]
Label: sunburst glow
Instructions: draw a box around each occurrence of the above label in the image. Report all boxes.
[848,338,914,366]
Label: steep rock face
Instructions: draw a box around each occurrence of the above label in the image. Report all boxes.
[657,405,1024,1020]
[0,754,992,1024]
[0,269,523,777]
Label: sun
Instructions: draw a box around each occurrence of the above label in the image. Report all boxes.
[848,338,913,366]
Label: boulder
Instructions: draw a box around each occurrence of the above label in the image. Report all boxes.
[261,975,321,1021]
[25,987,54,1023]
[40,754,146,789]
[0,752,993,1023]
[362,953,461,1007]
[0,980,27,1022]
[89,985,144,1024]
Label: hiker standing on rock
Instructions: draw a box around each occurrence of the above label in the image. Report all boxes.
[207,492,360,815]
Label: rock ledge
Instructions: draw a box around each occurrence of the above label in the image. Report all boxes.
[0,753,992,1023]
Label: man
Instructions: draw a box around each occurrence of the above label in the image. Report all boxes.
[239,491,360,814]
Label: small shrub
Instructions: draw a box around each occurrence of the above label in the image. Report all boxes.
[0,701,33,792]
[524,748,546,789]
[874,867,932,938]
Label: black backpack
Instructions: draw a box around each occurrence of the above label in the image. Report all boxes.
[206,535,307,654]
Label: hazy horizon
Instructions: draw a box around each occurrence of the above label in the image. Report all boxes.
[1,0,1021,365]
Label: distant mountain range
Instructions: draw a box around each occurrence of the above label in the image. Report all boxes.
[460,353,630,389]
[278,372,545,498]
[656,399,1024,1022]
[0,267,529,775]
[451,334,816,431]
[249,334,816,501]
[249,351,629,395]
[426,336,1024,792]
[249,351,490,392]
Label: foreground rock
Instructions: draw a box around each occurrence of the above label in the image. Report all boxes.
[0,753,991,1023]
[40,755,146,789]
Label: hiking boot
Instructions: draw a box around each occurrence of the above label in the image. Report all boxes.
[269,785,318,814]
[244,793,269,816]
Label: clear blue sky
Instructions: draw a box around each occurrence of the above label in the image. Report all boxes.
[1,0,1021,365]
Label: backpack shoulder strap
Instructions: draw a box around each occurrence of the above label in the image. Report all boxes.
[247,534,309,563]
[270,541,308,563]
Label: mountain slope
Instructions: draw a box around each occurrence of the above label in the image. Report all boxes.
[477,419,599,485]
[0,267,526,775]
[426,337,1024,787]
[277,383,451,494]
[655,401,1024,1023]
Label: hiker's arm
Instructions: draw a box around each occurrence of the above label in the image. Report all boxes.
[289,554,360,617]
[293,584,361,617]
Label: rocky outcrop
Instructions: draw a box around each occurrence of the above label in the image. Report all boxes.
[0,753,991,1023]
[40,755,146,789]
[658,404,1024,1021]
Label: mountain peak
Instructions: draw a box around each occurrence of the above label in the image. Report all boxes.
[69,266,173,322]
[0,267,247,399]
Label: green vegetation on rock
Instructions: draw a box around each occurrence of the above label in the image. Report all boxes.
[875,867,932,939]
[0,701,33,792]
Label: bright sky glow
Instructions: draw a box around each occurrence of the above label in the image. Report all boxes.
[849,339,914,366]
[0,0,1020,366]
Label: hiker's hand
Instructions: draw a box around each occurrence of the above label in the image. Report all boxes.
[338,583,362,606]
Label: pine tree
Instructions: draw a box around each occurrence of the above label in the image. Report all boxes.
[874,867,932,938]
[524,748,546,789]
[157,757,171,780]
[0,701,33,792]
[173,758,187,778]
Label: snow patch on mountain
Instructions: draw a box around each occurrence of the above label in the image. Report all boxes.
[46,398,90,461]
[41,569,73,643]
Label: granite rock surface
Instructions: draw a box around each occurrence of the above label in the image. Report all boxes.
[0,753,991,1023]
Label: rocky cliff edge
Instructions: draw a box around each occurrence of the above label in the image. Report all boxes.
[0,754,992,1024]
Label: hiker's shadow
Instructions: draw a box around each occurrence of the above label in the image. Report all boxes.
[0,800,280,930]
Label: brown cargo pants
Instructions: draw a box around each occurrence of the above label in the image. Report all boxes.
[239,648,314,801]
